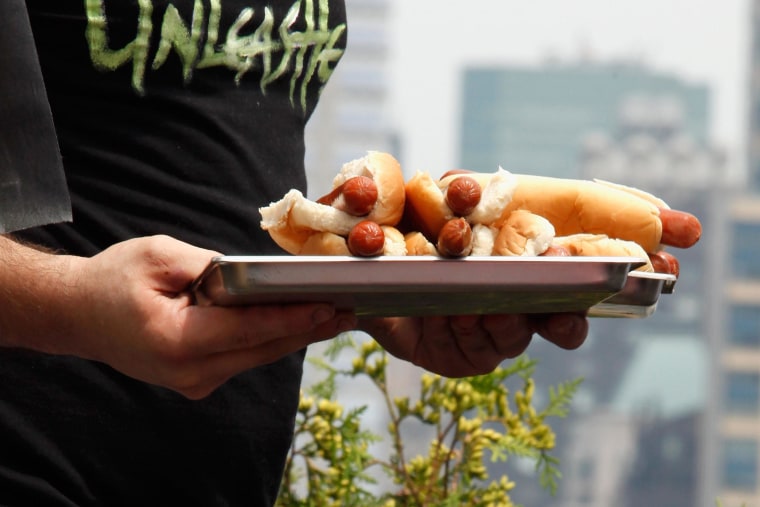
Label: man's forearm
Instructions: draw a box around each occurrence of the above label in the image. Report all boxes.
[0,234,82,352]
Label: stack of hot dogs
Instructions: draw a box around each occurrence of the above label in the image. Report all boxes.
[259,151,701,277]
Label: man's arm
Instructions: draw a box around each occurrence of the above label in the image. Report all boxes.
[0,234,356,399]
[0,234,81,352]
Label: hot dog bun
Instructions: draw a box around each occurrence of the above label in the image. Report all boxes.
[330,151,406,225]
[493,210,555,256]
[552,234,654,272]
[496,175,663,253]
[382,226,408,256]
[259,189,363,254]
[299,231,352,256]
[403,167,517,241]
[404,231,438,256]
[287,226,407,257]
[260,151,406,255]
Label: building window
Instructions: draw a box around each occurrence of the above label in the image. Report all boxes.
[732,222,760,278]
[725,371,760,413]
[730,305,760,347]
[722,439,758,490]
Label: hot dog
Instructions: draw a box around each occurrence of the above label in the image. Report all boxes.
[405,167,702,255]
[324,151,406,225]
[259,151,406,255]
[648,250,680,276]
[262,153,701,275]
[348,220,385,257]
[317,175,378,216]
[495,174,701,253]
[296,225,407,257]
[437,218,474,257]
[402,168,517,241]
[445,175,482,216]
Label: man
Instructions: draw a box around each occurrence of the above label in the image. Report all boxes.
[0,1,587,505]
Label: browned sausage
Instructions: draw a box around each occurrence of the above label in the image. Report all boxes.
[658,208,702,248]
[436,218,473,257]
[347,220,385,257]
[317,176,378,216]
[439,168,475,179]
[445,176,482,216]
[648,250,680,277]
[540,245,571,257]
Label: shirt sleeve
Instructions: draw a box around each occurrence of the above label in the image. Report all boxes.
[0,0,72,233]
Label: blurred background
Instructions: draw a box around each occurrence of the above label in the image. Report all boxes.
[303,1,760,505]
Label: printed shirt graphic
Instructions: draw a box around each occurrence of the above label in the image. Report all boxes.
[84,0,346,110]
[23,0,348,256]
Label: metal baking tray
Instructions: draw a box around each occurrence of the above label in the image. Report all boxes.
[191,255,648,317]
[589,271,677,318]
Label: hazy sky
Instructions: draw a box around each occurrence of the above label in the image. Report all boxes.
[388,0,750,178]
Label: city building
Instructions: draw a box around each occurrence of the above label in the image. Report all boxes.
[304,0,399,199]
[714,194,760,507]
[458,61,728,506]
[459,63,710,179]
[712,1,760,504]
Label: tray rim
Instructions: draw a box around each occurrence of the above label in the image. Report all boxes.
[191,255,649,317]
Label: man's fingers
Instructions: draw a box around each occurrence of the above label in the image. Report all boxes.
[178,303,355,356]
[530,312,589,350]
[481,314,534,358]
[448,315,502,373]
[158,310,358,399]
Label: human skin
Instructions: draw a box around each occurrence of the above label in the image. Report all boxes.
[0,234,588,398]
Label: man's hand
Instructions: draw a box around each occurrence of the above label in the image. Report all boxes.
[359,312,588,378]
[0,235,356,399]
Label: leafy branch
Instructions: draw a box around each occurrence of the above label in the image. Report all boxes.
[277,334,582,507]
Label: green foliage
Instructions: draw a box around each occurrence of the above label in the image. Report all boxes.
[277,335,582,507]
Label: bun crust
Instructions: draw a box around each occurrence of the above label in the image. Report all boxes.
[262,155,692,267]
[553,234,654,271]
[404,231,437,256]
[497,175,663,253]
[333,151,406,225]
[403,168,518,242]
[493,210,555,256]
[260,152,406,255]
[260,189,363,254]
[382,226,408,256]
[403,171,453,240]
[299,232,352,255]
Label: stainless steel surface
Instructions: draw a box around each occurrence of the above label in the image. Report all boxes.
[589,271,677,318]
[192,255,647,317]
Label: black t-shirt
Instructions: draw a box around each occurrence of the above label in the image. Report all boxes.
[1,1,346,505]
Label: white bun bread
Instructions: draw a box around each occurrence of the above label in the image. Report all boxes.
[259,152,406,255]
[552,233,654,271]
[299,232,352,255]
[382,226,408,256]
[471,224,497,256]
[496,174,663,253]
[493,210,555,256]
[404,231,438,256]
[331,151,406,225]
[259,189,363,254]
[402,171,453,240]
